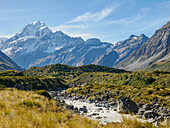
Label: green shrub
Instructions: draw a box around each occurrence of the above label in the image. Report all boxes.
[18,100,42,108]
[147,90,154,95]
[0,84,6,88]
[35,90,52,99]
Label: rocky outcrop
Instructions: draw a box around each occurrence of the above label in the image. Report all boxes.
[117,97,138,114]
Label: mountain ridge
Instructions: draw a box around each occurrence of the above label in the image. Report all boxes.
[0,20,155,70]
[116,21,170,71]
[0,50,24,71]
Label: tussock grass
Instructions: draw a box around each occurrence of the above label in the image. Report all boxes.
[0,89,103,128]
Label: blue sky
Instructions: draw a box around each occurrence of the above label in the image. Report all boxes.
[0,0,170,43]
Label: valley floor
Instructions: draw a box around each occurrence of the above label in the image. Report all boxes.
[0,89,169,128]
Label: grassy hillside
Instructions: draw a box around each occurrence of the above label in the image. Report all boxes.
[0,89,103,128]
[67,70,170,107]
[141,59,170,72]
[0,89,165,128]
[23,64,127,77]
[0,70,67,90]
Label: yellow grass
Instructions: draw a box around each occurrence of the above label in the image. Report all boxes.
[0,89,169,128]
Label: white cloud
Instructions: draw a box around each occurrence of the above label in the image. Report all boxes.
[50,24,87,32]
[68,33,91,39]
[0,34,13,38]
[68,2,122,23]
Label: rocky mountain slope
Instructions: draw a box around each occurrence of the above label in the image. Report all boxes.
[0,20,148,69]
[141,59,170,72]
[0,50,24,71]
[95,34,148,67]
[116,21,170,71]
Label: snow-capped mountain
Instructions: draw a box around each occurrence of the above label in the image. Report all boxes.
[1,21,114,68]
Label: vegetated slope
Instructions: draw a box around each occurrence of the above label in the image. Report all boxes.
[141,59,170,72]
[0,50,24,71]
[0,70,67,90]
[67,71,170,106]
[23,63,128,77]
[116,21,170,71]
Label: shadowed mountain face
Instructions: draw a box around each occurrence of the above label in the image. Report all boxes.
[116,21,170,71]
[0,20,149,69]
[95,34,148,67]
[0,50,24,71]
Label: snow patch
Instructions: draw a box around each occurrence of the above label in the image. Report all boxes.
[55,46,63,51]
[133,37,138,40]
[88,44,107,51]
[69,47,75,52]
[106,45,114,52]
[2,47,13,56]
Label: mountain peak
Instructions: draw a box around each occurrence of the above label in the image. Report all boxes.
[86,38,101,45]
[32,20,42,25]
[14,20,52,39]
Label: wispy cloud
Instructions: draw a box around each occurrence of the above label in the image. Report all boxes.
[68,2,123,23]
[0,9,28,13]
[159,1,170,8]
[68,33,91,39]
[136,17,170,32]
[0,34,13,38]
[50,24,87,31]
[106,8,149,25]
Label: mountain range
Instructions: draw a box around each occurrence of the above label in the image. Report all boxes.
[0,20,169,71]
[0,20,148,69]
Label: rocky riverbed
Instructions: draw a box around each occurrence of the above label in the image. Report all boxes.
[49,90,170,126]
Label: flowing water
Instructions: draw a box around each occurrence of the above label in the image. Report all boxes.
[63,98,146,124]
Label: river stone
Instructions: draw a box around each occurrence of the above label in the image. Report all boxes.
[49,91,58,97]
[117,97,138,114]
[142,110,159,119]
[143,104,152,111]
[79,107,87,113]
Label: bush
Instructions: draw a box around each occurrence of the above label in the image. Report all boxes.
[0,84,6,88]
[18,100,42,108]
[35,90,52,99]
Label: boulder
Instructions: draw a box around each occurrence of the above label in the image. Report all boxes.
[74,107,79,113]
[143,104,152,111]
[65,104,74,110]
[49,91,58,97]
[79,106,87,113]
[117,97,138,114]
[138,108,145,115]
[72,96,79,100]
[143,110,159,119]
